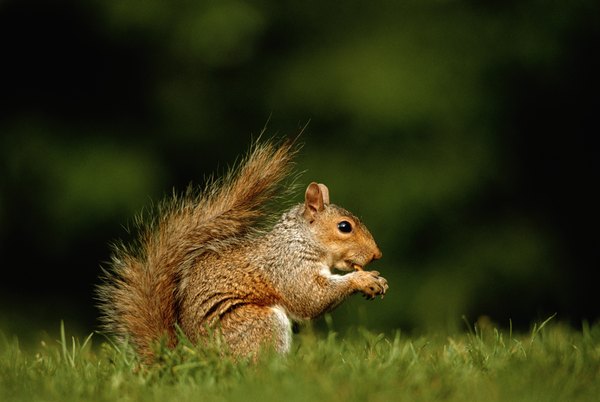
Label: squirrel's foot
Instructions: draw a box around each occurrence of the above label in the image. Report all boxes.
[353,270,388,300]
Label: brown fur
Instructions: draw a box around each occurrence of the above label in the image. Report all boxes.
[97,139,387,361]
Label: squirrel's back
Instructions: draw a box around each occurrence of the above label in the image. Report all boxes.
[97,140,297,360]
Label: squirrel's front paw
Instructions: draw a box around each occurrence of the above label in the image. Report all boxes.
[353,271,388,300]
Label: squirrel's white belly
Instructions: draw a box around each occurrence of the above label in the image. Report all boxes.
[270,305,292,354]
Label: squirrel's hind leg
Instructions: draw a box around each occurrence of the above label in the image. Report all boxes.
[219,304,292,358]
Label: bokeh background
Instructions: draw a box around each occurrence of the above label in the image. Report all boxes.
[1,0,598,340]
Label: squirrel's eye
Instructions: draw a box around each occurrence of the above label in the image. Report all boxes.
[337,221,352,233]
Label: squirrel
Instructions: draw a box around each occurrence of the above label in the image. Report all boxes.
[97,139,388,361]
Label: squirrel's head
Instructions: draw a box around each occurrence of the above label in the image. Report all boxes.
[302,182,382,272]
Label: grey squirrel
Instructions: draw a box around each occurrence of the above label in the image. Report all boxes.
[97,139,388,361]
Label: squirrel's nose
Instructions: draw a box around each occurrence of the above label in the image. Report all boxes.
[372,248,383,261]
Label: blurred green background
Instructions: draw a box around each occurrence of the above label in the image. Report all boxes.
[0,0,597,340]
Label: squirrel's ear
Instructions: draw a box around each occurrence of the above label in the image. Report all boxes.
[317,183,330,205]
[304,182,328,220]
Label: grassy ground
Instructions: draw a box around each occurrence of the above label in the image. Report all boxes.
[1,317,599,402]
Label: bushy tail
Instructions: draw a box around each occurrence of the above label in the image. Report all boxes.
[97,139,298,361]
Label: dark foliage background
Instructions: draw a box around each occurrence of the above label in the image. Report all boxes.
[0,0,598,339]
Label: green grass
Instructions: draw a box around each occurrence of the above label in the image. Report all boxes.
[1,318,599,402]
